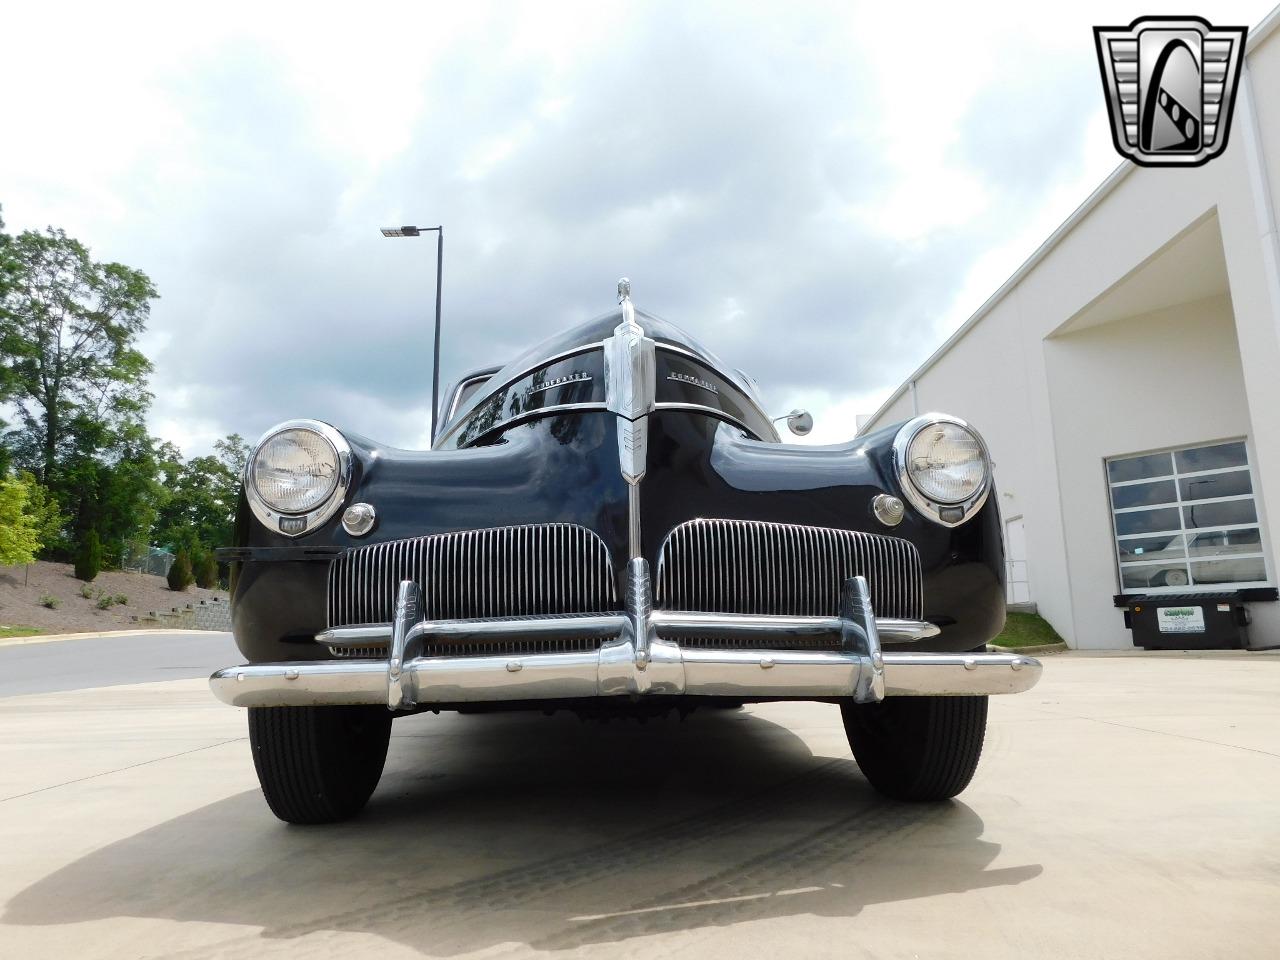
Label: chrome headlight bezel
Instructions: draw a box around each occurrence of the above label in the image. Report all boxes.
[245,419,353,538]
[892,414,992,528]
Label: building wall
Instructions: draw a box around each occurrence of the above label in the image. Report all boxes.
[863,16,1280,649]
[1043,295,1253,648]
[1217,26,1280,648]
[1248,26,1280,222]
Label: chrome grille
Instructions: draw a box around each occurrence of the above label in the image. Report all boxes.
[421,636,601,658]
[655,518,923,620]
[327,523,618,627]
[327,645,385,659]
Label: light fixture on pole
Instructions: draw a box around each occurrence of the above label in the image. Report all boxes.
[381,224,444,442]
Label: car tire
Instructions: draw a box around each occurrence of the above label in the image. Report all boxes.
[840,695,988,801]
[248,705,392,824]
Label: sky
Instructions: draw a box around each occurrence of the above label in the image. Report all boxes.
[2,0,1275,452]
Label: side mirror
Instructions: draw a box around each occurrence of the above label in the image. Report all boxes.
[773,409,813,437]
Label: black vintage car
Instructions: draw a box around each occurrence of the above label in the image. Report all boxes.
[213,280,1041,823]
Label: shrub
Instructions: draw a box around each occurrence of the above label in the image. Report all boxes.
[96,596,114,610]
[74,530,103,582]
[194,552,219,590]
[167,550,194,592]
[113,594,128,606]
[39,595,60,609]
[79,584,94,600]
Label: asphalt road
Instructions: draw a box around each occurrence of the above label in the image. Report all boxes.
[0,631,237,696]
[0,650,1277,959]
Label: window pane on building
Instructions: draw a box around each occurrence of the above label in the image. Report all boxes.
[1118,534,1185,561]
[1110,479,1177,510]
[1182,499,1257,529]
[1191,558,1267,585]
[1108,439,1270,594]
[1115,507,1181,537]
[1175,441,1248,474]
[1185,527,1262,558]
[1120,564,1189,589]
[1108,451,1173,483]
[1178,470,1252,501]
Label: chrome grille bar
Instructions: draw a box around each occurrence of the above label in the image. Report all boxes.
[655,518,923,621]
[327,523,617,626]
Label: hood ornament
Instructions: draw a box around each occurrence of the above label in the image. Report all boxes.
[607,276,654,554]
[606,276,652,421]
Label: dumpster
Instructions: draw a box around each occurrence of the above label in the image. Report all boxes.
[1114,590,1276,650]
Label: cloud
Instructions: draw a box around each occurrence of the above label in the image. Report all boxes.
[2,0,1273,453]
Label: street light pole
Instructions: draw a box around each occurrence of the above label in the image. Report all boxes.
[381,224,444,443]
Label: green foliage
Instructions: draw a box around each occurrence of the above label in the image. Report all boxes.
[113,594,127,606]
[39,595,59,609]
[0,476,40,565]
[990,612,1066,649]
[58,416,164,567]
[96,595,114,610]
[214,434,250,480]
[15,471,65,553]
[153,434,246,558]
[167,549,194,592]
[194,551,219,589]
[79,583,93,599]
[73,529,102,582]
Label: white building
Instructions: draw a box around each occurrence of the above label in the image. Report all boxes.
[861,9,1280,650]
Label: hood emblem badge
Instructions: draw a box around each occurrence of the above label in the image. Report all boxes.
[668,372,718,394]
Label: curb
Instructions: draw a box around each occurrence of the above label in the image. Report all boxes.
[987,641,1069,656]
[0,628,225,649]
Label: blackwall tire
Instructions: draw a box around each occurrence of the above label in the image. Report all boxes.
[840,695,988,801]
[248,705,392,824]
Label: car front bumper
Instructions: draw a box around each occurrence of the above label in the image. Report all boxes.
[210,564,1041,710]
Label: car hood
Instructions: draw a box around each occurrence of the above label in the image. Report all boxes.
[447,307,758,430]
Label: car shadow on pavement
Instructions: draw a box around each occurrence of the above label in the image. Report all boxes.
[4,706,1042,957]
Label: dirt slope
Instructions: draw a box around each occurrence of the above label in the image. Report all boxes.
[0,561,224,634]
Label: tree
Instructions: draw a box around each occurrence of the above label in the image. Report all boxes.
[0,217,162,566]
[0,225,156,485]
[214,433,250,480]
[0,206,21,408]
[0,477,40,566]
[167,549,194,592]
[194,550,219,589]
[152,434,247,554]
[74,528,102,582]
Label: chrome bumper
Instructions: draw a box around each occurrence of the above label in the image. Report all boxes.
[210,564,1041,709]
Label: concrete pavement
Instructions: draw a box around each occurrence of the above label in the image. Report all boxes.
[1,652,1277,958]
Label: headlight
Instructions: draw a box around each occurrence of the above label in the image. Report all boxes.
[892,414,991,527]
[245,420,352,536]
[905,421,986,503]
[252,429,339,513]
